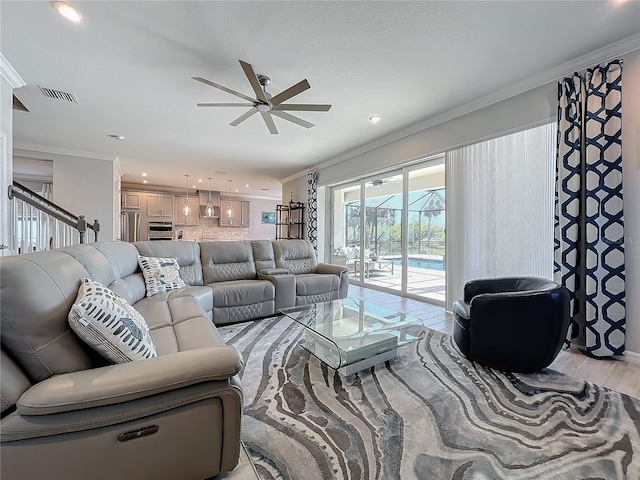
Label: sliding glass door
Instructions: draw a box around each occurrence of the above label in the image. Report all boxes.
[329,156,445,305]
[406,163,446,303]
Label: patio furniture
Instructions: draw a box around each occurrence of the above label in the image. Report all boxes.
[452,277,570,373]
[353,258,394,278]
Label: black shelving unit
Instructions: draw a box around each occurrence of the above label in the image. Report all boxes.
[275,202,305,240]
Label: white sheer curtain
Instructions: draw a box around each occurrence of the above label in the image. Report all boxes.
[445,123,556,310]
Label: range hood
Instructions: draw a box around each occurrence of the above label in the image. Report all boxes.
[198,204,220,218]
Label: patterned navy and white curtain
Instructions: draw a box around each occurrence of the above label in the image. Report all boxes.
[554,60,625,358]
[307,172,318,255]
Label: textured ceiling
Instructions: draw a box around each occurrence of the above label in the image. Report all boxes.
[2,1,639,196]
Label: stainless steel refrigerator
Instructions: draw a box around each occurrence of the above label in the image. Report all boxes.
[120,211,141,242]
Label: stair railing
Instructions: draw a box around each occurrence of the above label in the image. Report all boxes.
[7,181,100,254]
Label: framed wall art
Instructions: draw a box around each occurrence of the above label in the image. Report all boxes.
[261,212,276,224]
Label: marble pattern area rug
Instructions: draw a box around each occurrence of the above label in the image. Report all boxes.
[219,317,640,480]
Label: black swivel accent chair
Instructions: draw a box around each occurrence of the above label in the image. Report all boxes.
[453,277,570,373]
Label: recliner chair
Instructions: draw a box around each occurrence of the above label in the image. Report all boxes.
[453,277,570,373]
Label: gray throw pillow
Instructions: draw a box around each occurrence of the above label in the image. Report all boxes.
[68,278,157,363]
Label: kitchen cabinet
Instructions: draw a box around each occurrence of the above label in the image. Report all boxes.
[147,194,174,218]
[121,192,141,209]
[219,200,250,227]
[175,196,199,225]
[198,190,221,207]
[241,201,250,227]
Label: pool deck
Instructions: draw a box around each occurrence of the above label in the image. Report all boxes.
[350,262,446,304]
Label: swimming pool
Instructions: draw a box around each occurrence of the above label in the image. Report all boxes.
[391,257,445,271]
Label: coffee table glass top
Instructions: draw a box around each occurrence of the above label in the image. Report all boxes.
[279,298,425,372]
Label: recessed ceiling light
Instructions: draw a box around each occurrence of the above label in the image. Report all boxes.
[108,134,125,140]
[53,2,83,24]
[235,189,239,192]
[143,180,148,184]
[245,184,249,188]
[369,115,381,124]
[141,172,147,177]
[198,179,202,183]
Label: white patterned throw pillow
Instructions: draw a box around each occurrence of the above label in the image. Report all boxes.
[68,278,157,363]
[137,255,186,297]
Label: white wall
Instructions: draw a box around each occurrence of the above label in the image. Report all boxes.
[246,197,281,239]
[284,49,640,357]
[1,56,25,256]
[0,77,13,255]
[51,154,116,242]
[621,50,640,358]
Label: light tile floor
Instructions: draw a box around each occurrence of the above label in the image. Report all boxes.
[214,285,640,479]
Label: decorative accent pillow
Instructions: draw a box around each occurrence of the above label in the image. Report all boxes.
[68,278,157,363]
[137,255,186,297]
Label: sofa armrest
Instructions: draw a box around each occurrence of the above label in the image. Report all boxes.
[259,268,289,275]
[316,263,348,276]
[17,346,243,416]
[258,272,296,310]
[317,263,349,298]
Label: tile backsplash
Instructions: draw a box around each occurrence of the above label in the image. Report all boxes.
[176,218,249,241]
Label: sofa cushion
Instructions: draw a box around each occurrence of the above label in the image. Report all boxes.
[0,351,32,415]
[135,241,204,286]
[138,255,187,297]
[210,280,274,307]
[209,280,275,324]
[0,251,95,383]
[134,286,213,322]
[200,241,257,283]
[68,278,157,363]
[294,273,341,304]
[272,239,318,274]
[295,273,340,296]
[251,239,276,271]
[148,297,226,355]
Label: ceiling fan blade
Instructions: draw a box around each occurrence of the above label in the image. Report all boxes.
[260,112,279,134]
[192,76,256,103]
[239,60,269,104]
[271,111,314,129]
[269,79,311,106]
[230,108,258,126]
[273,103,332,112]
[197,103,255,107]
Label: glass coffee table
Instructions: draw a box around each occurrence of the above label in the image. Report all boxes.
[279,298,425,375]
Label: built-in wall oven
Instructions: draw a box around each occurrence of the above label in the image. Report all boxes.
[147,221,174,241]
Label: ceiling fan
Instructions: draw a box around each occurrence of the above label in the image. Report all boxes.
[369,178,401,187]
[193,60,331,135]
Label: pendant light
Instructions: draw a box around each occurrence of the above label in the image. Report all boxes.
[183,174,191,223]
[205,177,214,217]
[226,179,234,219]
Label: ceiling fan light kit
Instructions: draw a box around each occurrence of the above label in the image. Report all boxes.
[193,60,332,134]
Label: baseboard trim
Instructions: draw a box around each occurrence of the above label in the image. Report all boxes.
[625,350,640,365]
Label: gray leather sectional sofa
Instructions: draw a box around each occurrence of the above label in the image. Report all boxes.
[0,239,348,479]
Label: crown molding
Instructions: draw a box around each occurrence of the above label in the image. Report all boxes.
[114,157,123,178]
[0,53,25,89]
[13,173,53,183]
[14,143,117,162]
[280,33,640,185]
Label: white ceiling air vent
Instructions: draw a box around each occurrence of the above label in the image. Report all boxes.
[38,86,79,103]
